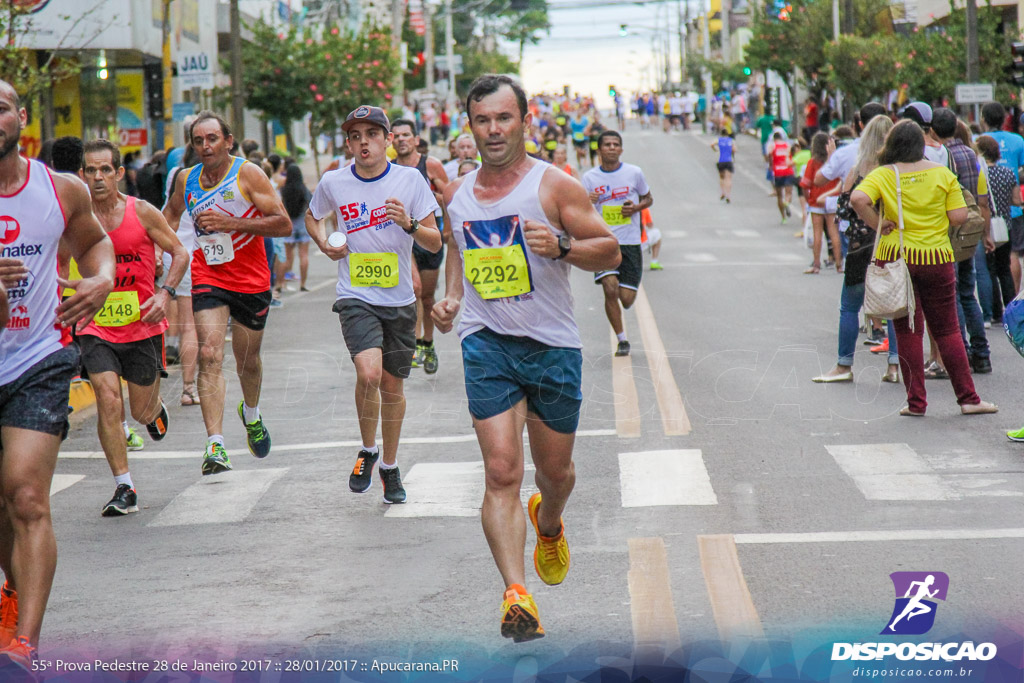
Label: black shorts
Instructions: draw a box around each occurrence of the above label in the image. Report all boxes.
[1010,215,1024,253]
[192,285,273,331]
[717,162,734,174]
[595,244,643,290]
[333,298,417,379]
[572,139,587,149]
[0,345,79,443]
[413,242,444,271]
[79,333,163,386]
[774,175,797,189]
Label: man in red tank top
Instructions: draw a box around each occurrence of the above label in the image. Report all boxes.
[77,140,188,517]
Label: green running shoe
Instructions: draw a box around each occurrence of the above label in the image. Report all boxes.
[422,343,438,375]
[1006,427,1024,442]
[237,402,271,458]
[410,343,423,368]
[650,261,664,271]
[126,428,145,452]
[201,442,232,475]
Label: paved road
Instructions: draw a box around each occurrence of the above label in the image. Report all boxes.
[49,129,1023,671]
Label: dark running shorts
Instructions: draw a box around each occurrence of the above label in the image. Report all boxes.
[333,298,417,379]
[79,333,163,386]
[774,175,798,189]
[717,162,735,174]
[192,285,273,331]
[461,327,583,434]
[594,244,643,290]
[413,242,444,271]
[0,345,79,443]
[1010,215,1024,253]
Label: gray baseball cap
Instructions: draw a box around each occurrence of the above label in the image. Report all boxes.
[341,105,390,133]
[900,102,933,128]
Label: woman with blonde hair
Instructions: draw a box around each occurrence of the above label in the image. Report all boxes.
[814,114,899,383]
[850,120,998,416]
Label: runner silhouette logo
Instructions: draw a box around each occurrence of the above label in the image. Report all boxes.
[881,572,949,635]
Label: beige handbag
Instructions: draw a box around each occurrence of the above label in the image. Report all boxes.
[864,165,916,331]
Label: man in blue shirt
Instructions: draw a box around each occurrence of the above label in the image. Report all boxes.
[981,102,1024,291]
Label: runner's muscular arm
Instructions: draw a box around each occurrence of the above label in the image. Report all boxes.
[538,168,621,272]
[194,163,291,237]
[431,178,467,334]
[136,200,188,322]
[53,174,115,327]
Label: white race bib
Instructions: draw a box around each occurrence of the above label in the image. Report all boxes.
[197,233,234,265]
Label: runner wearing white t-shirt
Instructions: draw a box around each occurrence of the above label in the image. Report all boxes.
[306,106,441,505]
[582,131,653,356]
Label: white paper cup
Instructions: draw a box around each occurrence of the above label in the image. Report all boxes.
[327,231,347,248]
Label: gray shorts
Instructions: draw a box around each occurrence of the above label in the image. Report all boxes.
[0,345,79,443]
[1010,215,1024,253]
[333,298,417,379]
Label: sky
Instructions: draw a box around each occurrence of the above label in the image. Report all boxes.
[519,0,694,109]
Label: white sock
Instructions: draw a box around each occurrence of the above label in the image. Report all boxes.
[122,421,131,438]
[379,460,397,470]
[114,472,134,489]
[616,332,627,343]
[208,434,225,447]
[243,403,260,423]
[362,444,379,455]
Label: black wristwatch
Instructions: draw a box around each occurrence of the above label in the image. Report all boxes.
[160,285,177,299]
[555,233,572,260]
[404,218,419,235]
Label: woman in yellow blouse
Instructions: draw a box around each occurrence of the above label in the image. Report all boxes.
[850,120,998,416]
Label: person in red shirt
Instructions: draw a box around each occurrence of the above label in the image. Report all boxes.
[804,98,819,136]
[799,132,842,273]
[771,132,796,223]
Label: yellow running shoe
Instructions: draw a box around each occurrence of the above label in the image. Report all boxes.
[528,492,570,585]
[500,584,545,643]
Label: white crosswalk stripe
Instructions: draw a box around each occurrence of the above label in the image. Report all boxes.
[716,229,761,239]
[51,474,85,496]
[148,468,288,527]
[618,449,717,507]
[384,462,537,518]
[825,443,1024,501]
[684,253,718,263]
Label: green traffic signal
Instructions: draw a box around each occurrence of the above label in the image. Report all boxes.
[743,67,752,75]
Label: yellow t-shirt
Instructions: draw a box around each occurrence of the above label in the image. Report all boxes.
[857,165,966,265]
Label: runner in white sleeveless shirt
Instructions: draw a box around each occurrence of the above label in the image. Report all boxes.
[0,80,115,673]
[432,75,620,643]
[306,106,441,505]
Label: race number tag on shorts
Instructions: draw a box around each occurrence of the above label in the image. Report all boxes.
[197,233,235,265]
[95,290,141,327]
[463,245,532,300]
[350,252,399,288]
[602,205,631,226]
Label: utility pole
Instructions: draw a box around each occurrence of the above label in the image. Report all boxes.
[966,0,979,82]
[680,0,688,85]
[832,0,842,120]
[445,0,456,111]
[702,1,712,133]
[425,1,435,93]
[229,0,245,139]
[161,0,173,149]
[720,0,730,64]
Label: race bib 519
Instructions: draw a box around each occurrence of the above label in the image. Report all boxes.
[197,233,234,265]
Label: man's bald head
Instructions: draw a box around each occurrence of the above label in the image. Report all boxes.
[0,81,20,110]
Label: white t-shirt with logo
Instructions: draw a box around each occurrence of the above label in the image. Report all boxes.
[582,162,650,245]
[309,162,439,307]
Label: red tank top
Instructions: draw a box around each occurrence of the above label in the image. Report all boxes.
[79,197,168,343]
[772,142,794,177]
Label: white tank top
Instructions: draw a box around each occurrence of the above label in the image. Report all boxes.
[448,161,581,348]
[0,159,65,385]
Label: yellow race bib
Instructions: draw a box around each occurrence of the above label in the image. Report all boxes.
[94,290,141,327]
[464,245,532,300]
[350,252,399,288]
[602,205,631,226]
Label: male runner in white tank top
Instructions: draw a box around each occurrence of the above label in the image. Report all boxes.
[432,75,620,643]
[0,79,115,673]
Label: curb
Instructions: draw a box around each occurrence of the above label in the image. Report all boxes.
[67,379,97,428]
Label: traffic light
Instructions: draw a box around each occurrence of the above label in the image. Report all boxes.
[619,24,628,36]
[743,66,752,76]
[609,85,617,97]
[1012,42,1024,86]
[143,62,164,120]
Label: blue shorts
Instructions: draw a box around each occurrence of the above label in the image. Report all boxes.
[461,328,583,434]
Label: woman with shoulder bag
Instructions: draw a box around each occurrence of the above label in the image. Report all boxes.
[813,115,900,383]
[850,120,998,416]
[975,135,1019,324]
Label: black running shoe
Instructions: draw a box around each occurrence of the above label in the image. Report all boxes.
[101,484,138,516]
[379,465,407,504]
[349,449,379,492]
[146,401,169,441]
[863,328,885,345]
[615,340,631,357]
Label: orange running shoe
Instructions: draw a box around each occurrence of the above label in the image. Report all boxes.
[0,582,17,645]
[527,492,570,585]
[500,585,545,643]
[0,636,38,680]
